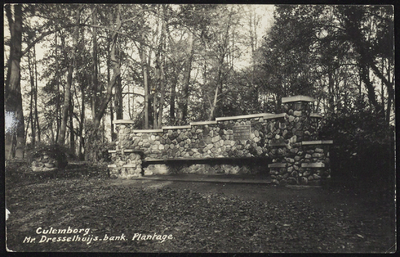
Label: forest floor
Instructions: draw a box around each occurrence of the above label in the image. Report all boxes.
[5,162,396,253]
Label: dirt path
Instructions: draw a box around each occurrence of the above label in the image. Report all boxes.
[6,173,395,253]
[106,177,385,219]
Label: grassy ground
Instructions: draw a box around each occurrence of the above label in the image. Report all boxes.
[5,162,396,253]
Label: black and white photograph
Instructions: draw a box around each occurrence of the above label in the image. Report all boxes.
[4,3,396,253]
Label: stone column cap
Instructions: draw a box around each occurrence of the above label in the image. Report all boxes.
[112,120,135,124]
[282,95,315,103]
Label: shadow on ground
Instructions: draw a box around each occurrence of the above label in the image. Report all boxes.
[5,162,396,253]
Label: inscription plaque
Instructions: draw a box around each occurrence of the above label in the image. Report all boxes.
[233,125,251,140]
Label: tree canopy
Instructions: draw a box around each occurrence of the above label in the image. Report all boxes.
[4,4,394,165]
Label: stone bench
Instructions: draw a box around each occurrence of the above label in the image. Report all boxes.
[108,95,334,184]
[143,156,270,164]
[108,150,271,178]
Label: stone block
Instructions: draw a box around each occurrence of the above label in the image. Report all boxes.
[313,174,321,179]
[300,177,308,185]
[44,163,55,168]
[308,180,320,186]
[293,111,302,116]
[287,177,297,185]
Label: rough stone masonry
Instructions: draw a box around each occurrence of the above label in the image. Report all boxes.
[108,95,333,186]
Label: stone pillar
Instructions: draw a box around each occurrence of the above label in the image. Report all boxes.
[297,142,332,186]
[269,96,333,186]
[109,150,143,179]
[282,95,316,141]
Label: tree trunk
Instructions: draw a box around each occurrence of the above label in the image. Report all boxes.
[79,85,85,160]
[50,122,55,144]
[127,83,131,119]
[114,24,123,121]
[166,25,180,125]
[141,47,149,129]
[169,75,178,125]
[34,44,41,143]
[115,75,123,119]
[209,53,225,120]
[28,48,36,148]
[209,83,219,120]
[386,60,392,125]
[56,33,62,143]
[106,19,115,141]
[359,63,379,112]
[342,9,382,114]
[328,67,335,114]
[153,92,158,128]
[25,116,31,148]
[58,8,80,145]
[5,4,24,159]
[93,5,122,129]
[69,92,75,153]
[158,17,166,129]
[208,12,232,120]
[181,31,195,121]
[92,6,98,118]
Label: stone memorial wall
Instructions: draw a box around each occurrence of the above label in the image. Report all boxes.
[108,95,333,186]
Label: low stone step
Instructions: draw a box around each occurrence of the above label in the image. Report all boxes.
[301,163,325,168]
[268,163,286,168]
[122,164,138,168]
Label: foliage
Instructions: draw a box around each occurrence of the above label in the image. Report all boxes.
[5,160,31,179]
[26,142,70,168]
[84,120,114,163]
[319,98,394,185]
[259,5,394,118]
[5,4,394,169]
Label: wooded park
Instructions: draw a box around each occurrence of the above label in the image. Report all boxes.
[4,4,395,253]
[5,4,394,182]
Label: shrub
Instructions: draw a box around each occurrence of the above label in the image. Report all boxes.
[27,143,69,169]
[84,121,114,163]
[318,99,394,188]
